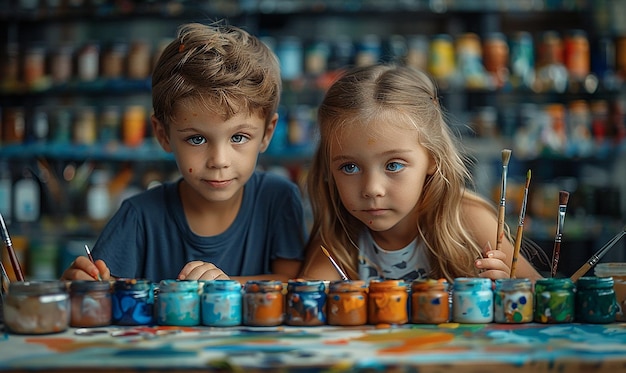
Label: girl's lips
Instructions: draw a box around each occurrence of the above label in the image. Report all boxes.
[363,209,388,216]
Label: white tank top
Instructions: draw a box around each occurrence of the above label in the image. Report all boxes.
[357,229,430,283]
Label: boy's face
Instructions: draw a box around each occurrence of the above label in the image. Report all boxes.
[152,104,277,205]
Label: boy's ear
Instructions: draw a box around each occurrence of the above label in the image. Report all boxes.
[259,113,279,153]
[151,115,172,152]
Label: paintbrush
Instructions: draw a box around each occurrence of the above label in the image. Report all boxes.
[550,191,570,278]
[495,149,512,251]
[570,226,626,282]
[0,212,24,281]
[320,245,349,280]
[510,169,531,278]
[84,244,103,281]
[0,260,9,294]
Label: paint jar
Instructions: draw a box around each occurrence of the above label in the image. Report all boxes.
[202,279,242,327]
[595,262,626,321]
[3,280,70,334]
[367,279,408,325]
[410,278,450,324]
[452,277,494,324]
[112,278,155,326]
[533,278,575,323]
[494,278,533,323]
[157,279,200,326]
[243,280,284,326]
[575,276,616,324]
[285,279,327,326]
[327,280,368,326]
[69,280,112,327]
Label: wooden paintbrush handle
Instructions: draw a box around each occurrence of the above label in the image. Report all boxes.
[551,241,561,278]
[495,204,505,251]
[571,262,592,282]
[510,225,523,278]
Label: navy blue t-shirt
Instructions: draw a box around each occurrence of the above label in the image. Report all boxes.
[91,171,307,282]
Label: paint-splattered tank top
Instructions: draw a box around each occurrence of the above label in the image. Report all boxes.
[357,230,430,284]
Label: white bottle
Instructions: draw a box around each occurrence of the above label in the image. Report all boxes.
[0,161,12,223]
[86,170,111,221]
[14,170,40,223]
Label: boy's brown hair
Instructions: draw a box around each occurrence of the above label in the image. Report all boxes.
[151,22,282,128]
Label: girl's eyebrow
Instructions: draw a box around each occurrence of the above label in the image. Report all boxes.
[331,148,414,162]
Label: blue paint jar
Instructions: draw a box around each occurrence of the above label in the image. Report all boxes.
[452,277,494,323]
[286,279,327,326]
[534,278,575,324]
[494,278,533,323]
[111,278,155,326]
[202,279,242,327]
[157,279,200,326]
[575,276,616,324]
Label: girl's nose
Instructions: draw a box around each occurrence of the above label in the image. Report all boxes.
[361,172,385,198]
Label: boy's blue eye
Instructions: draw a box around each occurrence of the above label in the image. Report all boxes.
[340,163,360,174]
[187,135,206,145]
[231,134,246,144]
[386,162,405,172]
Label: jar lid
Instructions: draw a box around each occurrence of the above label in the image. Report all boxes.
[535,277,575,289]
[329,280,367,292]
[9,280,67,295]
[203,279,242,292]
[244,280,284,292]
[577,276,614,289]
[287,279,326,292]
[158,279,199,292]
[70,280,112,292]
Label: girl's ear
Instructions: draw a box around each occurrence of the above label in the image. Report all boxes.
[427,156,438,176]
[151,115,172,152]
[259,113,279,153]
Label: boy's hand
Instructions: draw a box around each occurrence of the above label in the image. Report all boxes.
[178,261,230,280]
[60,256,110,281]
[475,244,511,280]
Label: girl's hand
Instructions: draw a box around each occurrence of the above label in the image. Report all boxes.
[178,261,230,280]
[475,244,511,280]
[60,255,110,281]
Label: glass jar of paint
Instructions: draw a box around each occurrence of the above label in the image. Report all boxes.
[69,280,112,327]
[575,276,616,324]
[410,278,450,324]
[494,278,533,323]
[533,278,575,323]
[112,278,155,326]
[367,279,409,325]
[202,279,242,327]
[452,277,494,323]
[327,280,368,326]
[3,280,70,334]
[285,279,327,326]
[595,263,626,321]
[157,279,200,326]
[243,280,284,326]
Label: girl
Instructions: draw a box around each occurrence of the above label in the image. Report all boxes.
[299,64,544,283]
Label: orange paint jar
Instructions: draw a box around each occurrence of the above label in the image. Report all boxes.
[327,280,368,326]
[243,280,284,326]
[367,279,408,325]
[410,279,450,324]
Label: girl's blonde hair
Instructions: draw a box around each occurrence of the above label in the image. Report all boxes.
[306,64,498,282]
[151,22,281,128]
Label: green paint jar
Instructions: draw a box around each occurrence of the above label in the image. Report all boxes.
[534,278,575,323]
[575,276,616,324]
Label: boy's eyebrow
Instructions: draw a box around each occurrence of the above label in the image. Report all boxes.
[331,148,414,162]
[175,123,262,133]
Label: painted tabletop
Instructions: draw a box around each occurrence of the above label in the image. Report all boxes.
[1,323,626,372]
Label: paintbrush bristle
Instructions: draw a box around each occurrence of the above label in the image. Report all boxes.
[525,170,531,187]
[559,190,570,205]
[501,149,512,166]
[320,245,330,258]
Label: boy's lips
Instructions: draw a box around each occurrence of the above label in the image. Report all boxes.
[204,179,233,188]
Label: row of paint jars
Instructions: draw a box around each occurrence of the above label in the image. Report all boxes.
[1,276,617,334]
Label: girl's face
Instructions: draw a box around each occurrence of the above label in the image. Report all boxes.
[153,103,276,207]
[329,122,435,242]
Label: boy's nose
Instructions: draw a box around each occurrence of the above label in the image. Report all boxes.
[206,146,230,169]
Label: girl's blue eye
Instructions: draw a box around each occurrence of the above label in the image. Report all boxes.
[340,163,360,174]
[187,135,206,145]
[386,162,405,172]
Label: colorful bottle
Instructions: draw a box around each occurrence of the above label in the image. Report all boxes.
[452,277,494,323]
[494,278,533,323]
[575,276,616,324]
[3,280,70,334]
[534,278,575,323]
[243,280,284,326]
[157,279,200,326]
[69,280,112,327]
[285,279,327,326]
[202,279,242,327]
[367,279,408,325]
[410,278,450,324]
[111,278,155,326]
[327,280,368,326]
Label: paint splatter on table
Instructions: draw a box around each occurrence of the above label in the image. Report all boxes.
[2,323,626,372]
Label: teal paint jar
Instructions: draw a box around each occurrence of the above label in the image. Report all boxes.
[534,278,575,323]
[494,278,533,323]
[156,279,200,326]
[201,279,242,327]
[575,276,616,324]
[452,277,493,323]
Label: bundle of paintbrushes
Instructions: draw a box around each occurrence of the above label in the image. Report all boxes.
[550,191,570,278]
